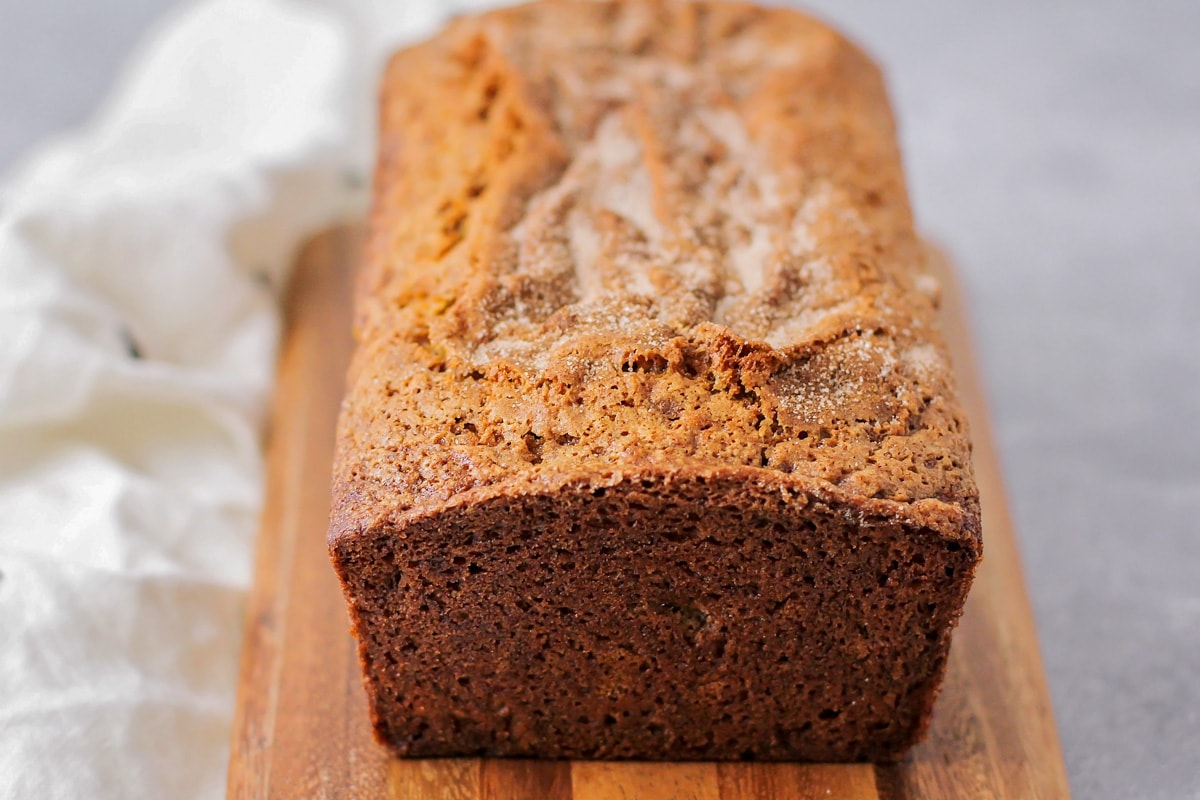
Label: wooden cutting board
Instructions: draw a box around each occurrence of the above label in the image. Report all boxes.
[226,226,1071,799]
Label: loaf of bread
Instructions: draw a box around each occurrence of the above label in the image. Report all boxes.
[329,0,981,762]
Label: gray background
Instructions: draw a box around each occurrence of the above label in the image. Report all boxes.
[3,1,1197,798]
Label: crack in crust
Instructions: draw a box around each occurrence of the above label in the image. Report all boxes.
[337,0,978,534]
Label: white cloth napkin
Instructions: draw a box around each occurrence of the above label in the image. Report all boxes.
[0,1,504,797]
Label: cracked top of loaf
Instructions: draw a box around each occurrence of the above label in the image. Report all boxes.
[332,0,979,541]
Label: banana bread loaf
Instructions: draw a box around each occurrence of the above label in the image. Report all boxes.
[329,0,982,762]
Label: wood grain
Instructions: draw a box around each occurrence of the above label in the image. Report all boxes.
[226,227,1071,799]
[716,763,879,799]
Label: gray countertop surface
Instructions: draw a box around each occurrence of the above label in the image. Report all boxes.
[3,1,1197,798]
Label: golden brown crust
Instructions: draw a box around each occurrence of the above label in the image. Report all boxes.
[329,0,982,762]
[334,0,977,538]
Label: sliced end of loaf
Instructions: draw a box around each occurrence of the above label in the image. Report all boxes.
[330,467,979,761]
